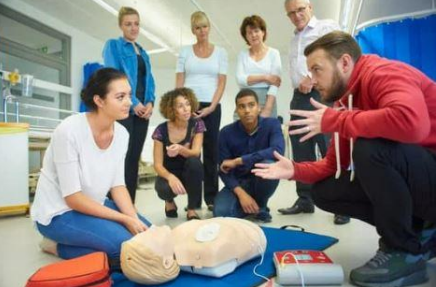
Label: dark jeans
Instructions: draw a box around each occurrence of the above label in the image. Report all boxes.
[289,89,328,201]
[312,138,436,254]
[36,199,151,260]
[118,114,149,203]
[155,157,204,209]
[213,175,279,218]
[200,102,221,206]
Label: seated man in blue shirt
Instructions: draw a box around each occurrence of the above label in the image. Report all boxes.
[214,88,285,222]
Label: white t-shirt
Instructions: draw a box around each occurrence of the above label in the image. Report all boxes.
[31,113,129,225]
[176,45,228,103]
[236,47,282,96]
[289,16,340,87]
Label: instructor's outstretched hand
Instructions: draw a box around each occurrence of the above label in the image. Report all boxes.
[252,151,294,180]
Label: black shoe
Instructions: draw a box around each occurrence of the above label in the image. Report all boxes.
[256,211,272,223]
[334,214,350,225]
[187,212,201,221]
[165,201,178,218]
[278,199,314,215]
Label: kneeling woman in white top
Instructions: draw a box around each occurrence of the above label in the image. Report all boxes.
[31,68,150,269]
[236,15,282,118]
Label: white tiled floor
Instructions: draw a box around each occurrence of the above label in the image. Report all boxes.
[0,180,434,287]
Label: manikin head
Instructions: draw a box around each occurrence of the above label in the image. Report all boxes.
[121,225,179,284]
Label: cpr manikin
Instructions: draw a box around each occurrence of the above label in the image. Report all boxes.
[173,217,267,277]
[120,218,267,284]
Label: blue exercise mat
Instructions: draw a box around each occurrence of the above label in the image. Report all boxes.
[112,226,338,287]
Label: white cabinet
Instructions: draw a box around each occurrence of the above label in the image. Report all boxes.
[0,123,29,215]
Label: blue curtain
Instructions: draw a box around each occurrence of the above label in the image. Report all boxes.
[355,14,436,80]
[79,62,104,112]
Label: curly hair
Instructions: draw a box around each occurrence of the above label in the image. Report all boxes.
[159,88,199,121]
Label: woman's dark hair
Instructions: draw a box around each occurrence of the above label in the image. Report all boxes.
[81,68,127,111]
[240,15,267,45]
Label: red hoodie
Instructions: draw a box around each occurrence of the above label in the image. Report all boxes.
[293,54,436,183]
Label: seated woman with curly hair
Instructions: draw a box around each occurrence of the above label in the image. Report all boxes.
[152,88,205,220]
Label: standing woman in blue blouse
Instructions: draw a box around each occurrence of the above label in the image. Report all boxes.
[103,6,155,203]
[176,11,228,210]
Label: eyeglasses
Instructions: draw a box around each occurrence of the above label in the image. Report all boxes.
[287,6,308,18]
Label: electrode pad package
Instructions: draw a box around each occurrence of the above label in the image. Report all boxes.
[173,217,267,278]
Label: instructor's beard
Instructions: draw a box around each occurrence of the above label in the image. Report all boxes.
[323,68,347,103]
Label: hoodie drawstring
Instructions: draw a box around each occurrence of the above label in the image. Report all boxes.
[348,94,355,182]
[334,94,355,181]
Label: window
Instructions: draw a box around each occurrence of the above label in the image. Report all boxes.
[0,3,71,127]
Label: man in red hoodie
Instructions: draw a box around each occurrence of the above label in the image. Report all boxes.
[253,31,436,287]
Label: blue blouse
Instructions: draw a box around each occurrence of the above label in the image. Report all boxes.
[103,37,156,109]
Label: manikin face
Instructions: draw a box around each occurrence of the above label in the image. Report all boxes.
[285,0,313,32]
[173,96,192,122]
[139,225,174,259]
[95,78,132,120]
[192,22,210,42]
[307,49,348,103]
[245,26,265,46]
[120,14,140,42]
[236,95,261,128]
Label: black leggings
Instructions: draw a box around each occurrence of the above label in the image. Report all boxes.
[118,114,149,203]
[200,102,221,206]
[312,138,436,254]
[155,157,204,209]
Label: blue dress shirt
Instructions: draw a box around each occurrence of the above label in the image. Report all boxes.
[219,117,285,190]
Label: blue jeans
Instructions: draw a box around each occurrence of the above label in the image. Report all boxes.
[36,199,151,260]
[213,175,279,218]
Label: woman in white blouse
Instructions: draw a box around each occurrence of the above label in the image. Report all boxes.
[176,11,228,210]
[236,15,282,118]
[31,68,150,270]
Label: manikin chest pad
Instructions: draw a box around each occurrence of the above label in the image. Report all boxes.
[172,217,267,277]
[120,225,180,285]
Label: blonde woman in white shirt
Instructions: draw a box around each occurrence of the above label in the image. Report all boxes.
[236,15,282,118]
[176,11,228,210]
[31,68,150,270]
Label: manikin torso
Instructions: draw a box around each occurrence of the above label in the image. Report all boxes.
[121,218,267,284]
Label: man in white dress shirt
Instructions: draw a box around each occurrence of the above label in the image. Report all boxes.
[278,0,350,225]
